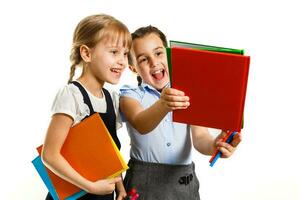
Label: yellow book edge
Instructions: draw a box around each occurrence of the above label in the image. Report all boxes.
[97,114,129,178]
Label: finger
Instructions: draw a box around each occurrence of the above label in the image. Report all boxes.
[216,131,228,142]
[121,194,127,199]
[108,177,122,184]
[117,196,123,200]
[163,88,185,96]
[171,106,189,110]
[220,130,228,138]
[167,101,190,108]
[219,146,234,158]
[217,142,234,153]
[230,133,242,147]
[163,94,190,102]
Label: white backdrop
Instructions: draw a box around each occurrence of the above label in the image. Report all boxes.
[1,0,300,199]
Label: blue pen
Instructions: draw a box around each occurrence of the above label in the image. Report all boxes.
[210,131,237,167]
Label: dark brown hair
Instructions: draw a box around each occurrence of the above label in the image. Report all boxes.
[131,25,167,48]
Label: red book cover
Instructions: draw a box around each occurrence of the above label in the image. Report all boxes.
[171,47,250,131]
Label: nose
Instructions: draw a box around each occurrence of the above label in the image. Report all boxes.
[117,54,127,67]
[149,56,159,68]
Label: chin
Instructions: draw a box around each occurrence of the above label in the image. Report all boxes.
[107,78,120,85]
[153,81,169,90]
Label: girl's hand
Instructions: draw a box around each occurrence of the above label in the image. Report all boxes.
[160,88,190,111]
[215,131,242,158]
[87,177,121,195]
[115,175,127,200]
[116,190,127,200]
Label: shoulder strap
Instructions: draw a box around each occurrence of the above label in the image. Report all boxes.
[71,81,95,115]
[100,88,120,149]
[102,88,114,113]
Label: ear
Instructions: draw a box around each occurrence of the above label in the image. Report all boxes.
[129,65,138,73]
[128,48,139,73]
[80,45,92,63]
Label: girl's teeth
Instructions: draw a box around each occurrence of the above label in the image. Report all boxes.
[153,69,162,74]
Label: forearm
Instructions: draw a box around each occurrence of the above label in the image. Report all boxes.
[194,136,215,155]
[120,96,169,134]
[191,126,216,155]
[132,100,169,134]
[42,151,93,192]
[120,88,189,134]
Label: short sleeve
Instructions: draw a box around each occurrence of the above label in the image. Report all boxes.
[120,85,143,102]
[51,84,91,125]
[51,86,77,121]
[110,90,123,130]
[119,85,145,123]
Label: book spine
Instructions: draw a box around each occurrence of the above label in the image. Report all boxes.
[237,57,250,131]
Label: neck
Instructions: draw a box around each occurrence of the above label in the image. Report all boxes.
[77,73,104,98]
[155,83,169,93]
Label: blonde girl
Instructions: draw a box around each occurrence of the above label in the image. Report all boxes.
[42,14,131,200]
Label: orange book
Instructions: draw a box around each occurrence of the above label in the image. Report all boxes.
[37,113,128,200]
[171,47,250,131]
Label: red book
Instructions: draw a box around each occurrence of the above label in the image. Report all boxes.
[171,47,250,131]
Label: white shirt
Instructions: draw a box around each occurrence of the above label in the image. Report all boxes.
[51,81,122,129]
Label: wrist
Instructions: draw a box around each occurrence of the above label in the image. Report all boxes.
[83,180,95,193]
[157,99,171,113]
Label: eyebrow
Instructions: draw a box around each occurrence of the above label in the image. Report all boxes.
[106,46,129,51]
[107,46,125,49]
[136,47,164,60]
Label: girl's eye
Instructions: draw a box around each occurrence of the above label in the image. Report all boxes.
[111,50,118,54]
[155,51,163,56]
[138,57,147,64]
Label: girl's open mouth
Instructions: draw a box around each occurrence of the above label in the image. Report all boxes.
[110,68,122,75]
[151,69,165,80]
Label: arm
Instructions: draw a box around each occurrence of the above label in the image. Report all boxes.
[120,87,189,134]
[191,125,215,155]
[191,126,242,157]
[42,114,120,195]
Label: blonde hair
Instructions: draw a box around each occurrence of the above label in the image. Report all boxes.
[68,14,131,83]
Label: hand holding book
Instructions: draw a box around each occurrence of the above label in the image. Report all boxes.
[210,131,242,167]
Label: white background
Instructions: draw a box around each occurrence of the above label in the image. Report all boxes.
[1,0,300,199]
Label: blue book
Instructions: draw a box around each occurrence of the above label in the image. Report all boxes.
[32,156,86,200]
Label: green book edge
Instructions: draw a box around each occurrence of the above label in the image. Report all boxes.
[166,47,172,86]
[170,40,244,55]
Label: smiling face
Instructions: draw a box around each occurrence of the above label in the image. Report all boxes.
[89,38,129,85]
[132,33,169,90]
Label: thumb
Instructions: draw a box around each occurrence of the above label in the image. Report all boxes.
[216,130,228,141]
[231,132,242,147]
[109,176,122,184]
